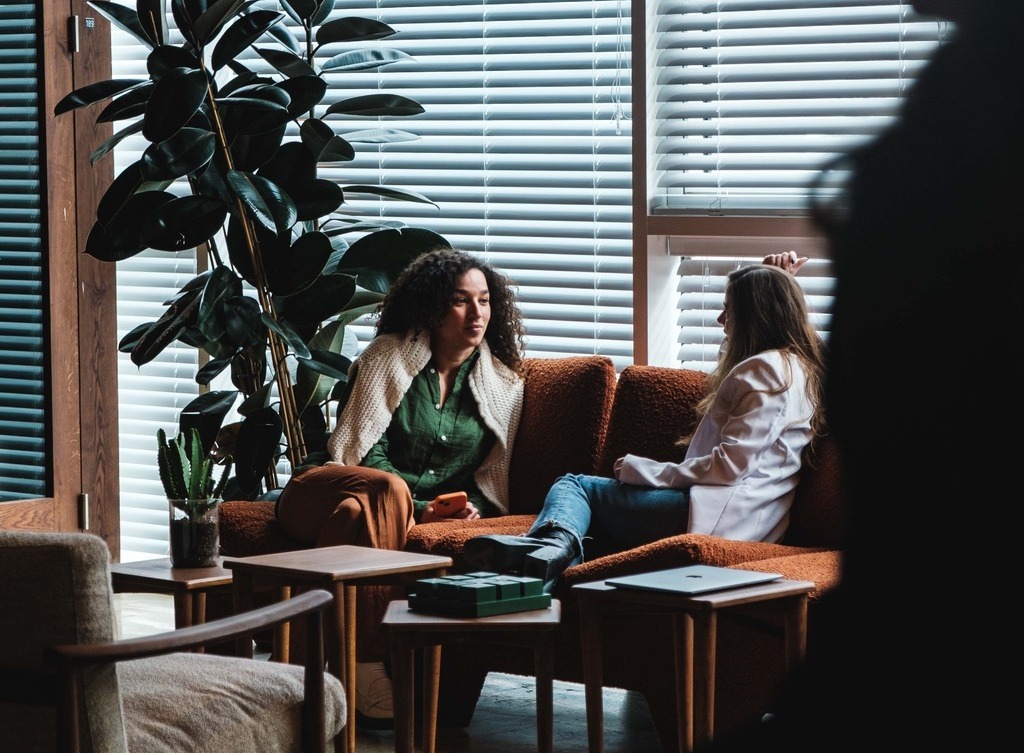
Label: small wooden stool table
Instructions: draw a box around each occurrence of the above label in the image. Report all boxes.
[574,578,814,753]
[109,556,232,629]
[224,546,452,753]
[383,598,561,753]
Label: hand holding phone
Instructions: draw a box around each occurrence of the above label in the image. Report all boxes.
[432,491,468,517]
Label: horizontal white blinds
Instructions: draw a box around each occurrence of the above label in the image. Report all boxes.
[677,255,833,371]
[110,0,634,559]
[651,0,950,213]
[0,3,46,502]
[319,0,634,361]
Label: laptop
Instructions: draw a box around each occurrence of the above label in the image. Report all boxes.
[606,564,782,596]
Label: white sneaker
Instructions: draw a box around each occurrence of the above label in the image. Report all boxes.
[355,661,394,730]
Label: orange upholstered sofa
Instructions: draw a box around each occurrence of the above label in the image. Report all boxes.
[218,356,845,749]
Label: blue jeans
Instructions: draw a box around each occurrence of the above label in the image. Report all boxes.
[528,474,691,559]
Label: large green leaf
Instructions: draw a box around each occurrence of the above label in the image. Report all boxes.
[136,0,168,47]
[261,313,311,359]
[85,190,177,262]
[53,78,143,116]
[287,179,344,221]
[236,382,273,417]
[277,75,327,118]
[196,356,233,384]
[254,47,317,78]
[212,9,283,71]
[310,0,335,27]
[232,406,282,498]
[277,272,356,325]
[141,195,228,251]
[97,161,144,222]
[300,118,355,163]
[230,124,288,172]
[293,319,355,412]
[179,390,238,455]
[221,296,265,349]
[315,16,394,45]
[146,45,201,79]
[88,1,155,49]
[193,0,248,45]
[198,265,243,342]
[118,322,153,352]
[280,0,317,24]
[325,94,424,118]
[267,230,333,296]
[227,170,297,233]
[140,127,215,180]
[343,184,437,207]
[96,81,153,123]
[337,227,451,294]
[321,49,411,73]
[142,67,209,142]
[90,120,145,165]
[264,17,300,53]
[216,88,292,136]
[130,287,203,366]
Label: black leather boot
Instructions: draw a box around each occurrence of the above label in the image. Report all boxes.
[462,528,580,593]
[523,528,580,593]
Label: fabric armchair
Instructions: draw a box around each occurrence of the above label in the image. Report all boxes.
[0,531,346,753]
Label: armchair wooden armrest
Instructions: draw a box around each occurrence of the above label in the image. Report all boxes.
[45,589,334,753]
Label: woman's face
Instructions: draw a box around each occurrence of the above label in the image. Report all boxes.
[434,268,491,351]
[717,289,734,339]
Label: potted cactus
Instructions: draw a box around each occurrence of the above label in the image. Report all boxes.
[158,427,232,567]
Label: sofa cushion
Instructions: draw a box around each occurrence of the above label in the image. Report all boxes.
[784,434,848,549]
[121,652,346,753]
[596,365,707,476]
[404,514,536,563]
[507,356,617,513]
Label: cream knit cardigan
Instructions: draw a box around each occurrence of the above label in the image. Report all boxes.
[326,333,525,514]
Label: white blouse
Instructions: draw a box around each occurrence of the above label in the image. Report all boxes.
[615,350,815,543]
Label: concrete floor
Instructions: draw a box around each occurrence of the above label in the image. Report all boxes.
[115,593,662,752]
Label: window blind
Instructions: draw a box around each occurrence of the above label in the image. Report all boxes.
[0,2,47,503]
[677,255,833,371]
[110,0,634,559]
[650,0,951,213]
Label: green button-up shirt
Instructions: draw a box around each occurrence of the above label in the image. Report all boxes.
[361,351,499,519]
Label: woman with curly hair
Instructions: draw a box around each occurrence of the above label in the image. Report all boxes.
[275,247,526,727]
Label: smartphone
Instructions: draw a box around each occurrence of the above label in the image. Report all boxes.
[433,491,468,517]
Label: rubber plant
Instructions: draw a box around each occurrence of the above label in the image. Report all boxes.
[157,427,233,517]
[55,0,451,498]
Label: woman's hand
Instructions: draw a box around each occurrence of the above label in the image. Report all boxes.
[420,500,481,523]
[762,251,808,275]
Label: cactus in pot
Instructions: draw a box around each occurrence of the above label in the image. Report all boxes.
[157,427,232,567]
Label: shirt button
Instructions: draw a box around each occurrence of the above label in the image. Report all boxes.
[428,469,435,475]
[430,368,436,373]
[435,403,441,409]
[441,435,447,441]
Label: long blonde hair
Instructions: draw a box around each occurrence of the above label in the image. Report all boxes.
[695,264,827,453]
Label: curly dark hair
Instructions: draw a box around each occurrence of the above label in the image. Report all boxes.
[374,247,526,373]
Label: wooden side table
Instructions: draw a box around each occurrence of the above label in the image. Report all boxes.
[382,599,561,753]
[574,578,814,753]
[224,546,452,753]
[109,556,232,629]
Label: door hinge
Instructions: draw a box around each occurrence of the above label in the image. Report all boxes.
[78,493,89,530]
[68,15,80,53]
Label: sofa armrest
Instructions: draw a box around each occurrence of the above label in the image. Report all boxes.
[559,534,828,590]
[404,515,537,562]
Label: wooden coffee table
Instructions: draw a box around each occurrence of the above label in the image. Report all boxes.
[383,598,561,753]
[224,546,452,753]
[575,577,815,753]
[109,556,232,629]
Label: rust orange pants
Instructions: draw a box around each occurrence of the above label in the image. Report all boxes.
[276,464,415,662]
